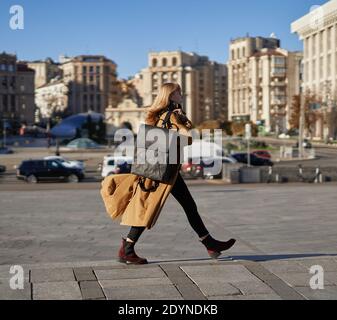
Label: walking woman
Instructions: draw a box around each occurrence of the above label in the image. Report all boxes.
[101,83,236,265]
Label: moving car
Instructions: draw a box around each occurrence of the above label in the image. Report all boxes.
[16,159,85,183]
[101,156,133,178]
[231,153,274,166]
[252,150,272,159]
[44,156,85,171]
[0,164,6,173]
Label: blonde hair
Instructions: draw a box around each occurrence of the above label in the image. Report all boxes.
[145,83,181,125]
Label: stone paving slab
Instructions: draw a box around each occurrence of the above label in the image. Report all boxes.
[94,267,166,280]
[0,281,31,300]
[102,284,182,300]
[180,265,260,284]
[32,281,82,300]
[79,281,105,300]
[30,268,75,283]
[99,277,172,288]
[294,285,337,300]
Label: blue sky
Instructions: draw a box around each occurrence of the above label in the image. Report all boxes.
[0,0,328,79]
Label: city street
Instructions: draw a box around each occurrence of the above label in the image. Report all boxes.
[1,181,337,300]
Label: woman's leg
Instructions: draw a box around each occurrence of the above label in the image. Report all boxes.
[126,226,146,243]
[170,172,209,239]
[118,226,147,264]
[170,172,236,258]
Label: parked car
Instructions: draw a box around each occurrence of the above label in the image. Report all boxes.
[222,156,238,164]
[0,147,14,154]
[101,156,133,178]
[231,153,274,166]
[182,156,226,180]
[181,159,203,179]
[0,164,6,173]
[252,150,272,159]
[44,156,85,171]
[16,159,85,183]
[295,139,312,149]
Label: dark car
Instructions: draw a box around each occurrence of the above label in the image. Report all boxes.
[0,165,6,173]
[16,159,85,183]
[231,153,274,167]
[252,150,272,159]
[0,147,14,154]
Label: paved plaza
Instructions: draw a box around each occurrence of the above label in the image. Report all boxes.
[1,182,337,300]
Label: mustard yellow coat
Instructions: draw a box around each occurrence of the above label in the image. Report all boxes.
[100,111,193,229]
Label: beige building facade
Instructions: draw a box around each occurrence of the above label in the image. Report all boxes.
[0,52,35,125]
[291,0,337,139]
[60,55,120,115]
[136,51,228,125]
[228,36,302,133]
[27,58,62,89]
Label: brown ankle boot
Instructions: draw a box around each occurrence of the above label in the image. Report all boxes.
[118,238,148,265]
[200,234,236,259]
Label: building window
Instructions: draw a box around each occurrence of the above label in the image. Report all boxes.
[232,50,235,60]
[96,66,100,74]
[327,54,331,77]
[0,64,6,71]
[328,27,332,51]
[313,34,317,56]
[162,58,167,67]
[152,58,157,67]
[89,66,94,73]
[10,95,15,108]
[319,30,324,49]
[83,66,87,74]
[172,57,177,66]
[162,73,168,83]
[3,95,8,108]
[320,57,323,79]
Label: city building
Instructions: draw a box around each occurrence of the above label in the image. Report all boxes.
[228,36,303,133]
[60,55,120,115]
[35,76,69,121]
[136,51,228,125]
[0,52,35,125]
[291,0,337,139]
[105,79,145,134]
[27,58,62,89]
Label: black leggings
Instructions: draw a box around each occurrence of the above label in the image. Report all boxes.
[127,173,209,242]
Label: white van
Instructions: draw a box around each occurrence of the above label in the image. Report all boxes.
[101,155,133,178]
